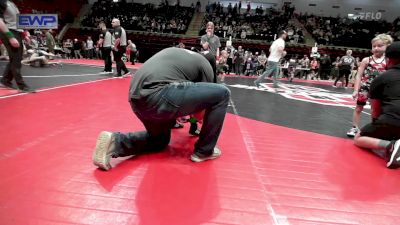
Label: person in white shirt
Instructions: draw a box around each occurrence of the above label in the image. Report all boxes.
[254,30,287,88]
[86,36,94,59]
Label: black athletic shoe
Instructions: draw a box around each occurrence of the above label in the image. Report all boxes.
[19,86,36,93]
[0,80,14,89]
[189,122,200,136]
[387,140,400,169]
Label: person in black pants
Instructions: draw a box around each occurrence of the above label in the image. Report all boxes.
[0,0,34,92]
[111,18,130,77]
[98,21,112,73]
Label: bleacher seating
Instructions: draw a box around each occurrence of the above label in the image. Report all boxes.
[298,14,400,49]
[81,0,194,34]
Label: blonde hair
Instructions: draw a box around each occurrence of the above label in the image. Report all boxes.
[371,34,393,45]
[206,22,215,28]
[220,50,228,56]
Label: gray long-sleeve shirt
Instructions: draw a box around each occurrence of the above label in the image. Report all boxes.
[0,0,22,31]
[130,47,214,99]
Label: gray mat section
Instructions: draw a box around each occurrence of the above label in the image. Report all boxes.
[0,61,135,90]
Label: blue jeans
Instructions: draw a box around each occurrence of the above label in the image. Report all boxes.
[255,61,279,86]
[114,82,231,157]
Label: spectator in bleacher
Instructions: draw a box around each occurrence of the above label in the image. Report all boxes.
[111,18,130,77]
[246,2,251,13]
[82,1,193,35]
[0,0,34,92]
[300,14,393,49]
[202,5,296,43]
[255,30,288,88]
[98,21,112,73]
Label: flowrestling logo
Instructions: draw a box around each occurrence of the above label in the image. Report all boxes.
[228,83,369,109]
[348,12,383,20]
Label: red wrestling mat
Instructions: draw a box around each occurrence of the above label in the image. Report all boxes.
[0,79,399,225]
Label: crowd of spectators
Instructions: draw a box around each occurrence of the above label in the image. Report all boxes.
[299,14,400,48]
[200,1,304,43]
[81,0,194,34]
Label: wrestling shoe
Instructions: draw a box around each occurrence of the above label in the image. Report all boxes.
[92,131,118,171]
[346,127,359,137]
[190,147,221,162]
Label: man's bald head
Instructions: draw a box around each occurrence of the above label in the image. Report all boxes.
[111,18,120,27]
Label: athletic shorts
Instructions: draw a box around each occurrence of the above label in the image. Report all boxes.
[356,86,369,106]
[360,120,400,141]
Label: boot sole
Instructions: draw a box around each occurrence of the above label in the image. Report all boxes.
[92,131,113,170]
